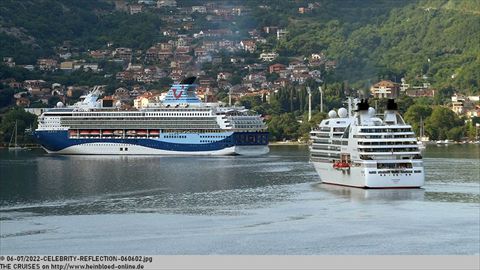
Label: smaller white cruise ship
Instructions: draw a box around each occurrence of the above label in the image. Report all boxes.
[310,99,424,188]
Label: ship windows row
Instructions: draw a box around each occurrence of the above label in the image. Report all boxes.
[331,140,348,145]
[311,152,340,159]
[377,163,413,169]
[353,134,415,139]
[200,135,227,138]
[359,147,419,153]
[312,139,330,144]
[358,141,417,146]
[164,135,187,139]
[311,145,340,151]
[360,128,412,133]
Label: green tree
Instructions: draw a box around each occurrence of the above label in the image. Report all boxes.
[267,113,300,141]
[446,126,465,141]
[0,88,15,108]
[239,95,262,109]
[0,107,37,144]
[403,104,433,135]
[425,106,463,140]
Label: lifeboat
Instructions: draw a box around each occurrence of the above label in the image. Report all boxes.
[149,130,160,135]
[69,130,77,136]
[113,130,123,136]
[102,130,113,136]
[137,130,148,136]
[126,130,136,136]
[80,130,90,135]
[333,161,350,169]
[90,130,100,136]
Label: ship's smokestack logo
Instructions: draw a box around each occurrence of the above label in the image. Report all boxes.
[172,88,183,99]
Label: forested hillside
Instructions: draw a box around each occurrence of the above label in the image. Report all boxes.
[267,0,480,93]
[0,0,479,93]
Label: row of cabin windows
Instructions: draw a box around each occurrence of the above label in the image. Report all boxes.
[63,118,216,121]
[332,140,348,145]
[360,128,412,133]
[377,163,413,169]
[360,154,422,160]
[353,134,415,139]
[69,111,210,117]
[164,135,187,138]
[359,147,419,153]
[311,145,340,151]
[311,152,340,158]
[358,141,417,146]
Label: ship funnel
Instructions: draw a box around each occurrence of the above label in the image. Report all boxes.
[386,99,398,110]
[163,77,201,106]
[355,99,370,111]
[180,76,197,85]
[384,99,401,125]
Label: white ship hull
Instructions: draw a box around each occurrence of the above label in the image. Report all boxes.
[312,161,424,188]
[43,143,269,156]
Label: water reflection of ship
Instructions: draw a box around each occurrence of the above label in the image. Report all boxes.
[312,183,425,201]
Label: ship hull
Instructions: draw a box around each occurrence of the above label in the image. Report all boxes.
[312,161,424,188]
[35,130,269,156]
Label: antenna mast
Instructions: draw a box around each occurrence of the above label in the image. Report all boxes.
[307,87,312,121]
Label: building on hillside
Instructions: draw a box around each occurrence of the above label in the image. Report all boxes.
[240,40,256,53]
[269,63,286,73]
[191,6,207,13]
[129,4,144,14]
[37,59,58,71]
[451,94,480,116]
[217,72,232,81]
[113,47,133,62]
[370,80,400,99]
[405,88,435,98]
[3,57,15,67]
[157,0,177,8]
[259,52,278,62]
[277,29,288,40]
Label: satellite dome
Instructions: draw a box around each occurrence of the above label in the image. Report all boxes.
[328,110,337,118]
[56,101,64,108]
[368,107,376,117]
[338,108,348,118]
[115,101,122,107]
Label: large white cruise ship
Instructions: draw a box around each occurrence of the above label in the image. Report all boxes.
[34,77,269,155]
[310,99,424,188]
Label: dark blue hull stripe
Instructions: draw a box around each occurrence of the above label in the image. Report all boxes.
[35,131,269,152]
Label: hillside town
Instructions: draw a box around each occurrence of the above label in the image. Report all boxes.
[2,0,479,120]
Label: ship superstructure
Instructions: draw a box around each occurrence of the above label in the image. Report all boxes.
[310,99,424,188]
[35,77,269,155]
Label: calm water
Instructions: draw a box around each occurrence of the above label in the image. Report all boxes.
[0,145,479,254]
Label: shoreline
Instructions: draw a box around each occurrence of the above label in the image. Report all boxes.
[269,141,308,146]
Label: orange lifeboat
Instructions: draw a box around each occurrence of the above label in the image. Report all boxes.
[149,130,160,135]
[80,130,90,135]
[69,130,77,136]
[137,130,148,136]
[90,130,100,136]
[102,130,113,136]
